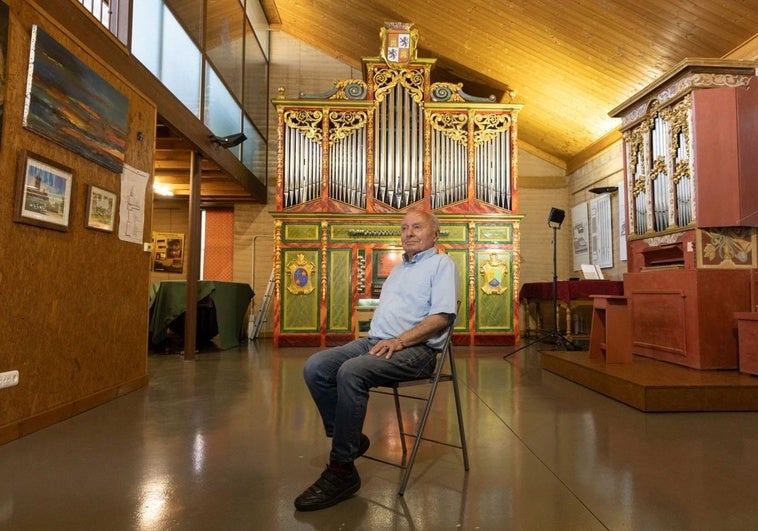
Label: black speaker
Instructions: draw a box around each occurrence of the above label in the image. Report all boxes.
[547,207,565,226]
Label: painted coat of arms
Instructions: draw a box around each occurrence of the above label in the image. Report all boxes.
[380,22,418,67]
[286,253,316,294]
[480,253,509,295]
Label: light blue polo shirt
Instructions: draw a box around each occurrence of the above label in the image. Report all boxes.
[368,247,458,350]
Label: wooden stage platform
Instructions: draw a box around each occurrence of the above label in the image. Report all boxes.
[541,350,758,412]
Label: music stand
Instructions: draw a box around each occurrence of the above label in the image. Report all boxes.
[504,207,579,359]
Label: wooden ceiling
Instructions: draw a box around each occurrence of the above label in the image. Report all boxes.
[154,121,259,204]
[154,0,756,203]
[262,0,757,168]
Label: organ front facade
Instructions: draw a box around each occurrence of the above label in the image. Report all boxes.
[271,23,523,347]
[610,59,758,369]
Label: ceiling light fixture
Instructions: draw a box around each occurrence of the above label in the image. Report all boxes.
[153,183,174,197]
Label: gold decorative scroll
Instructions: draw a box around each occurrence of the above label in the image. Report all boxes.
[284,110,324,142]
[473,113,511,146]
[328,110,368,144]
[330,79,368,100]
[372,67,425,105]
[430,82,466,103]
[429,112,468,144]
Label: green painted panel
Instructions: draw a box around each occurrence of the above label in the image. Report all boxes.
[476,224,513,244]
[439,224,468,243]
[283,223,321,242]
[475,250,514,331]
[446,249,469,332]
[328,249,352,331]
[281,250,320,332]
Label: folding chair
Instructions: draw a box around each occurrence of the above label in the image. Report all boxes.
[368,309,469,495]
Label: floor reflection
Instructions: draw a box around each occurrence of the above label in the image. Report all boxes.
[1,341,758,530]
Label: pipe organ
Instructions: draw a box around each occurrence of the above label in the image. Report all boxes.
[610,59,758,369]
[272,23,523,347]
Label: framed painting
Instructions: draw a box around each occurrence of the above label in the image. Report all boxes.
[14,150,74,232]
[84,184,117,232]
[23,25,128,173]
[152,232,185,273]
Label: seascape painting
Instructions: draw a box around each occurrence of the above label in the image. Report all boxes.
[23,25,128,173]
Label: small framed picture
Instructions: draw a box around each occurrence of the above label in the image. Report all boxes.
[84,184,117,232]
[14,150,74,232]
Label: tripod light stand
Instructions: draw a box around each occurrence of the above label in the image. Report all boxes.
[504,207,578,360]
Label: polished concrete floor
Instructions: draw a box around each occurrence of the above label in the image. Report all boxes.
[2,340,758,530]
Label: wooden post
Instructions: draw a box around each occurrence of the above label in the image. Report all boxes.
[183,151,203,361]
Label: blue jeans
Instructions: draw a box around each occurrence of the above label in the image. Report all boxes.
[303,336,437,464]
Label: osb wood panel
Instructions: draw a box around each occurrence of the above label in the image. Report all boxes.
[0,2,155,431]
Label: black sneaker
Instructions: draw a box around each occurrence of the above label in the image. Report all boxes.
[357,434,370,458]
[294,465,361,511]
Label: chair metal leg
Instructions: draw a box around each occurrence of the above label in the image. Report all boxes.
[449,350,469,471]
[392,385,407,454]
[398,371,442,496]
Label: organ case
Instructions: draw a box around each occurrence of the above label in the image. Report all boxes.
[271,24,523,347]
[610,59,758,369]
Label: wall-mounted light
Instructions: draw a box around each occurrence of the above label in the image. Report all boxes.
[589,186,618,194]
[209,132,247,149]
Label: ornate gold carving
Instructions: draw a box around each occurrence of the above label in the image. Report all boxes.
[512,221,521,297]
[650,156,666,181]
[473,113,511,146]
[274,221,282,299]
[284,110,323,142]
[372,68,425,104]
[430,112,468,144]
[321,221,328,300]
[328,110,368,144]
[664,96,692,185]
[626,131,644,191]
[672,161,690,186]
[632,176,646,197]
[480,253,509,295]
[285,253,316,295]
[468,223,476,304]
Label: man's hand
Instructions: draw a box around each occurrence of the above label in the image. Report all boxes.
[369,337,405,359]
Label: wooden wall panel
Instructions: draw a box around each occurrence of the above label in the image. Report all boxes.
[0,1,155,443]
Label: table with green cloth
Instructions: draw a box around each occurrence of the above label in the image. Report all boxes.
[149,280,254,350]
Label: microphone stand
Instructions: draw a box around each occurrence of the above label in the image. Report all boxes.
[504,223,578,360]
